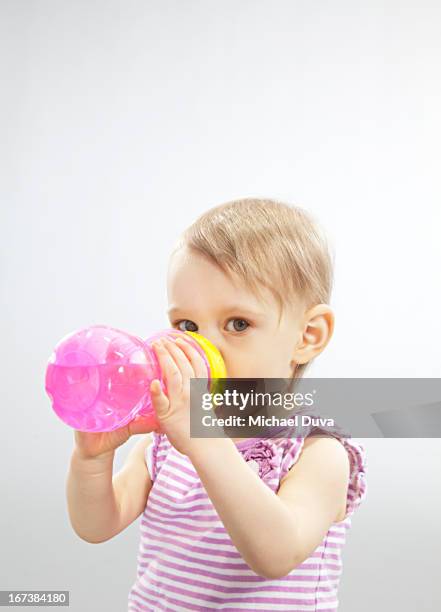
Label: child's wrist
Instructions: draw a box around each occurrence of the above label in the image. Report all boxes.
[71,446,115,470]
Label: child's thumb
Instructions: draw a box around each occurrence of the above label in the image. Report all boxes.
[150,379,170,420]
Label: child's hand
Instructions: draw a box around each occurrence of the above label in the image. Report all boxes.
[73,411,159,460]
[150,336,208,456]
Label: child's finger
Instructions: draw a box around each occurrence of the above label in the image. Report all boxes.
[174,336,208,378]
[161,337,195,381]
[152,340,183,395]
[150,378,171,420]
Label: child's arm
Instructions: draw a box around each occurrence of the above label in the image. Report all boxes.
[66,434,153,543]
[188,434,349,579]
[150,337,350,579]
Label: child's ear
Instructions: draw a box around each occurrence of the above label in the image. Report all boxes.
[292,304,335,364]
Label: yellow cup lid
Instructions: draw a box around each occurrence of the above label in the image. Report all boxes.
[184,331,227,395]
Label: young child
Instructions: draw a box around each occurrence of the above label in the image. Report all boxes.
[67,198,367,611]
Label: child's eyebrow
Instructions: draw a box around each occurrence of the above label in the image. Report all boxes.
[167,305,266,319]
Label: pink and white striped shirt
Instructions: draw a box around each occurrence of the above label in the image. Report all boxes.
[128,430,367,611]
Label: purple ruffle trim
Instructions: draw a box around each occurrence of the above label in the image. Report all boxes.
[240,439,279,478]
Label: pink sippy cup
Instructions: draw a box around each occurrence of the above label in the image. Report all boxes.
[44,325,226,432]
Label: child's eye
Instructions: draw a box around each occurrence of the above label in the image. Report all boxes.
[173,318,250,334]
[174,320,198,332]
[225,318,250,333]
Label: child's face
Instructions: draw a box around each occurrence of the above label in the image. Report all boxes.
[166,248,305,378]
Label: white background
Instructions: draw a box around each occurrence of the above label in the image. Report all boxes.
[1,1,440,610]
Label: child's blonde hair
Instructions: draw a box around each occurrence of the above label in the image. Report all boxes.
[174,197,335,378]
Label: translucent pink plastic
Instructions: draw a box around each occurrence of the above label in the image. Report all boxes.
[44,325,212,432]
